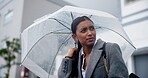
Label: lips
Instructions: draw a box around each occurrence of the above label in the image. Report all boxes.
[86,37,95,42]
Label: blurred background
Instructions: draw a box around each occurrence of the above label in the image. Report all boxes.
[0,0,147,78]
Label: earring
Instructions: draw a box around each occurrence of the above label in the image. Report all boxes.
[75,40,78,47]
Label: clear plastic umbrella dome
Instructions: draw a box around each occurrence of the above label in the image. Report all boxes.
[21,6,136,78]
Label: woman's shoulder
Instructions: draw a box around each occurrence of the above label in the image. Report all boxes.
[96,39,121,54]
[106,42,121,53]
[106,42,120,49]
[104,42,123,62]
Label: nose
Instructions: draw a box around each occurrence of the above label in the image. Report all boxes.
[87,30,93,36]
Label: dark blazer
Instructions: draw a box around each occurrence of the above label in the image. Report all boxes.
[58,39,128,78]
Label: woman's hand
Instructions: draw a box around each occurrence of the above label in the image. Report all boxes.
[65,47,78,59]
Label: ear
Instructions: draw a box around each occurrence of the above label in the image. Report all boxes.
[72,34,78,41]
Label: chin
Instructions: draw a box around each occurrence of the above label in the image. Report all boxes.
[87,42,95,46]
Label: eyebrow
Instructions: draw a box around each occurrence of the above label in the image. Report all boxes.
[81,25,94,27]
[80,25,94,29]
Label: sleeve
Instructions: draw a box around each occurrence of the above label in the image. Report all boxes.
[108,43,129,78]
[58,58,73,78]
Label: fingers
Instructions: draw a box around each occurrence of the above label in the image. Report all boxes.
[67,47,78,57]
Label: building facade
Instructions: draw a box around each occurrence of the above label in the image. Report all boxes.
[121,0,148,78]
[0,0,24,78]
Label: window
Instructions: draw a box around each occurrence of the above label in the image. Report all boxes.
[3,10,13,25]
[0,37,9,48]
[0,0,12,9]
[125,0,141,5]
[134,54,148,78]
[0,14,2,28]
[0,68,7,78]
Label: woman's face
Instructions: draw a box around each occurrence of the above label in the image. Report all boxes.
[75,20,96,47]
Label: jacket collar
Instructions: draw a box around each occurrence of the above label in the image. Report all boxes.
[78,39,105,78]
[85,39,105,78]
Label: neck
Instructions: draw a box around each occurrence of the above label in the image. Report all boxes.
[82,45,93,56]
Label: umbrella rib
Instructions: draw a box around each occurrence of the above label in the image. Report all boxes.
[48,18,71,30]
[89,15,93,18]
[70,12,74,21]
[50,32,71,34]
[48,34,72,77]
[96,26,136,49]
[50,28,71,34]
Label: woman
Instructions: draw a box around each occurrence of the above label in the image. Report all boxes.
[58,16,128,78]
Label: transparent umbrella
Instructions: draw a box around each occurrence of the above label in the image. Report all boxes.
[21,6,136,78]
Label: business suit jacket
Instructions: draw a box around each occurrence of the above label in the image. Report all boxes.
[58,39,128,78]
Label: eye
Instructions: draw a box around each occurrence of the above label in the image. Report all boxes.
[89,26,95,31]
[81,28,87,33]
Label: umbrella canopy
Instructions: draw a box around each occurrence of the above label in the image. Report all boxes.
[21,6,136,78]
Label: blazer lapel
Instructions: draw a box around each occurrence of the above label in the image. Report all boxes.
[85,39,105,78]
